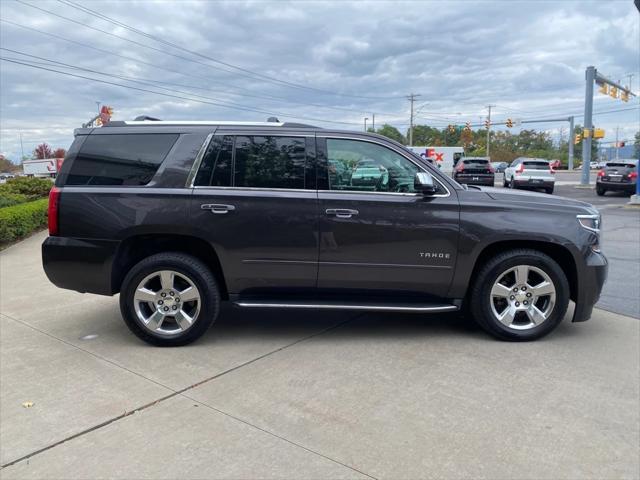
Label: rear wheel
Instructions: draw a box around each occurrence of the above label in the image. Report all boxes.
[545,186,554,194]
[120,252,220,346]
[596,185,606,196]
[469,249,569,341]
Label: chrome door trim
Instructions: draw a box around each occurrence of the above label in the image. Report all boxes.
[186,132,214,188]
[234,302,459,312]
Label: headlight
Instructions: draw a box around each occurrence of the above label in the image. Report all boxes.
[577,214,601,233]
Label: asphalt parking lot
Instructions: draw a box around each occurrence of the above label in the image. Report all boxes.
[1,182,638,479]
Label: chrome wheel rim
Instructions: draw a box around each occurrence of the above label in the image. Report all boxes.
[133,270,201,336]
[489,265,556,330]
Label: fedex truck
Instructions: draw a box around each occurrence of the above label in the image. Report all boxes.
[407,146,464,173]
[22,158,63,177]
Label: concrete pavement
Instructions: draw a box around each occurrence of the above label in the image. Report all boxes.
[1,228,639,479]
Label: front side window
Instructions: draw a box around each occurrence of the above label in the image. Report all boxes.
[326,138,421,193]
[66,133,178,186]
[234,136,306,189]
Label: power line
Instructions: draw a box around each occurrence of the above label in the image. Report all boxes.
[0,19,408,117]
[0,57,363,126]
[18,0,403,100]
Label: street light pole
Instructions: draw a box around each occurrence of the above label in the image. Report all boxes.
[486,105,494,158]
[364,117,368,132]
[407,93,421,146]
[581,66,596,185]
[615,126,620,160]
[372,113,375,131]
[568,116,575,170]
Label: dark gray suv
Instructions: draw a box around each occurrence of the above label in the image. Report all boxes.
[42,120,607,346]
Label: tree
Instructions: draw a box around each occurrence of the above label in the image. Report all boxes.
[375,124,406,144]
[634,131,640,159]
[0,154,15,172]
[33,143,53,159]
[52,148,66,158]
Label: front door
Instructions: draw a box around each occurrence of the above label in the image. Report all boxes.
[317,136,460,298]
[190,132,318,295]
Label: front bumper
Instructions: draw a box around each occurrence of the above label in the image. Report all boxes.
[572,249,608,322]
[42,236,120,296]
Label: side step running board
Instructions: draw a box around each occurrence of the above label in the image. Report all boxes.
[233,300,458,313]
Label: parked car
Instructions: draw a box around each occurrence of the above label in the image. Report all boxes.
[589,161,600,169]
[350,158,389,189]
[504,158,555,194]
[549,159,561,170]
[453,157,495,186]
[596,160,638,196]
[43,119,607,346]
[491,162,508,173]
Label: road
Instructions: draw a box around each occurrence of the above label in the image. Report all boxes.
[1,188,639,478]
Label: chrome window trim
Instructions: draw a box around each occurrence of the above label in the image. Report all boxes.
[192,186,312,193]
[317,135,451,198]
[125,121,286,126]
[185,132,214,188]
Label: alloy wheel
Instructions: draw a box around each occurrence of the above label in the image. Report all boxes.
[489,265,556,330]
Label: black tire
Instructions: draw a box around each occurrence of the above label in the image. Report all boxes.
[120,252,220,346]
[502,177,508,188]
[596,185,606,196]
[509,177,516,189]
[545,186,554,194]
[469,249,569,341]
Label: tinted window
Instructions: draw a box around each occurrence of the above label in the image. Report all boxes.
[464,159,489,165]
[523,161,549,170]
[66,134,178,186]
[234,136,306,189]
[327,139,422,193]
[194,135,233,186]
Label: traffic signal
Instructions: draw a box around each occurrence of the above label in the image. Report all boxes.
[609,86,618,99]
[621,90,629,102]
[506,118,513,128]
[593,128,605,139]
[574,134,581,144]
[464,122,471,132]
[484,119,490,129]
[618,141,626,148]
[448,124,455,134]
[598,83,608,95]
[583,128,591,138]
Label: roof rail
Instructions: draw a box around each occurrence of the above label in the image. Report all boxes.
[103,120,319,128]
[133,115,161,121]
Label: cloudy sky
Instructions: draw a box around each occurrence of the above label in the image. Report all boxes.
[1,0,638,161]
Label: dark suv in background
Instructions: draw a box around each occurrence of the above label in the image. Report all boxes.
[452,157,495,186]
[596,159,638,196]
[43,119,607,346]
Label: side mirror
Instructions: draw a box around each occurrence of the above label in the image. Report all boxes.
[414,172,437,195]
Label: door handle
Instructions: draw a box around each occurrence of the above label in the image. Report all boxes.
[201,204,235,214]
[325,208,359,219]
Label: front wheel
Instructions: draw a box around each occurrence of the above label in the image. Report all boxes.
[120,253,220,346]
[469,249,569,341]
[509,177,516,189]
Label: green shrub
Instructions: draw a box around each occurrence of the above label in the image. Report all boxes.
[0,177,53,199]
[0,198,49,244]
[0,192,29,208]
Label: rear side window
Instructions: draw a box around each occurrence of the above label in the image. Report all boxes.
[66,133,178,186]
[234,136,306,189]
[523,161,549,170]
[194,136,233,187]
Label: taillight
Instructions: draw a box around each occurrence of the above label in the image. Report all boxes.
[488,164,495,173]
[630,172,638,180]
[516,163,524,173]
[597,169,606,177]
[48,187,60,236]
[550,169,556,174]
[456,163,465,172]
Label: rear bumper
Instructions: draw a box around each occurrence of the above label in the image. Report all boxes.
[513,179,555,189]
[596,180,636,193]
[42,236,120,295]
[572,250,608,322]
[454,174,494,186]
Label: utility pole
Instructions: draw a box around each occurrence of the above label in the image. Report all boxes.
[581,66,596,185]
[19,132,25,160]
[364,117,368,132]
[371,113,375,131]
[407,93,421,146]
[615,126,620,160]
[486,105,494,158]
[568,116,574,170]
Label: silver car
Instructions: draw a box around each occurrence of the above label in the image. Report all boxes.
[504,158,555,194]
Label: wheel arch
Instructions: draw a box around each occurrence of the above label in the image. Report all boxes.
[464,240,578,303]
[111,234,229,300]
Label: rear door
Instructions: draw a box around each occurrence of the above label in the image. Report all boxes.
[316,135,460,298]
[189,131,319,295]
